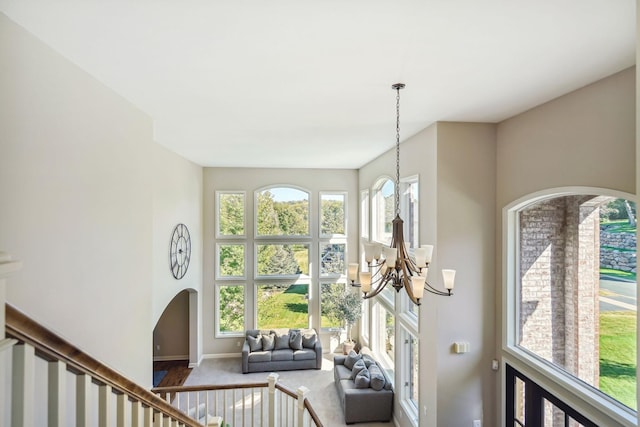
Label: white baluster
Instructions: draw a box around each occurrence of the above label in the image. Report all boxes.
[153,410,163,427]
[116,392,126,427]
[48,360,67,426]
[99,384,112,427]
[131,400,142,427]
[143,405,153,427]
[76,374,91,427]
[1,252,21,427]
[12,343,35,427]
[297,386,309,427]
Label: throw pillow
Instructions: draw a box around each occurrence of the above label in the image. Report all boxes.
[350,359,366,379]
[247,335,262,352]
[275,332,290,350]
[362,354,376,368]
[354,367,371,388]
[262,333,275,351]
[289,331,303,350]
[302,331,317,349]
[369,363,386,391]
[343,350,362,370]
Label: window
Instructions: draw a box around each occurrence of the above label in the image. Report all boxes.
[256,243,309,277]
[361,190,369,239]
[320,192,346,236]
[217,192,245,237]
[506,192,637,423]
[215,284,245,336]
[256,282,309,329]
[216,243,245,279]
[373,178,394,245]
[256,187,309,237]
[320,243,345,277]
[400,328,419,425]
[321,282,347,330]
[373,302,395,374]
[400,176,419,250]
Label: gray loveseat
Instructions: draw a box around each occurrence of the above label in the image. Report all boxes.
[242,328,322,374]
[334,351,394,424]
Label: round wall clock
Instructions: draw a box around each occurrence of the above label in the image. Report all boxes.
[169,223,191,279]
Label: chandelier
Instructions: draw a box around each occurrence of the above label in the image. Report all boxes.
[348,83,455,305]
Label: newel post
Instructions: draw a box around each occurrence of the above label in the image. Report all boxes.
[267,373,279,427]
[296,386,309,427]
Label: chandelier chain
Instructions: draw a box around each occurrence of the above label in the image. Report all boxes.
[395,85,401,217]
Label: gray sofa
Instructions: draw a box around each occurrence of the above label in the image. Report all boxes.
[242,328,322,374]
[333,352,394,424]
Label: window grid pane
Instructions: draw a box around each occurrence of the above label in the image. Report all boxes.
[217,285,245,335]
[257,282,309,329]
[218,192,245,236]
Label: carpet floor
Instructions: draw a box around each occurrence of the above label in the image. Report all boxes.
[184,353,395,427]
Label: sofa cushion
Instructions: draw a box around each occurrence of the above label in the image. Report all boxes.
[354,367,371,388]
[350,359,367,379]
[362,354,376,368]
[289,331,303,350]
[301,329,317,348]
[261,333,275,351]
[369,363,386,391]
[274,332,290,350]
[247,335,262,352]
[344,350,361,370]
[247,351,271,363]
[293,348,316,361]
[271,349,294,361]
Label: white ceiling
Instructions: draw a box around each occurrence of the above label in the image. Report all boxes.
[0,1,635,169]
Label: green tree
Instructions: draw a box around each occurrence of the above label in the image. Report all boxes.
[219,286,244,332]
[257,244,302,275]
[219,245,244,276]
[321,199,345,235]
[219,193,244,235]
[324,290,362,342]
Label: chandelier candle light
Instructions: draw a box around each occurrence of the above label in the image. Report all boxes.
[349,83,455,306]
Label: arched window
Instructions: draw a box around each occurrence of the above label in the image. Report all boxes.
[256,186,309,237]
[372,178,394,245]
[505,189,637,424]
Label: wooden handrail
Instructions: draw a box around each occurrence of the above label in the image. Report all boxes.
[5,303,203,427]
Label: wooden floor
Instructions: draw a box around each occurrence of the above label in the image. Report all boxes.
[153,360,192,388]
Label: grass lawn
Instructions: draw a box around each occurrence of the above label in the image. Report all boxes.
[257,284,308,329]
[600,310,637,409]
[601,219,636,234]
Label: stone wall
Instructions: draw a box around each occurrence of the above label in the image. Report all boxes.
[600,231,636,273]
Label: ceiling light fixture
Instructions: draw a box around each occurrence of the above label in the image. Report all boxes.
[348,83,455,305]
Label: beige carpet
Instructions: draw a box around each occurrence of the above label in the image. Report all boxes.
[184,353,395,427]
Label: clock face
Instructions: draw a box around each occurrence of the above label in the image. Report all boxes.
[170,223,191,279]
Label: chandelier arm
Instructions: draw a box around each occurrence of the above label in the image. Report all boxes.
[397,257,420,305]
[423,280,453,296]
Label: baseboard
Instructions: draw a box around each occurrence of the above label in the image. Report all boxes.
[153,354,189,362]
[201,352,242,360]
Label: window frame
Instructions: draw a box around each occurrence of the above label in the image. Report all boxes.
[502,187,637,427]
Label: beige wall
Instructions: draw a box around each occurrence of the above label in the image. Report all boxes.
[203,167,359,356]
[497,67,635,208]
[0,13,203,386]
[358,122,497,427]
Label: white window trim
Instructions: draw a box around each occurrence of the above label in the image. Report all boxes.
[360,189,370,239]
[399,326,419,427]
[501,186,637,427]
